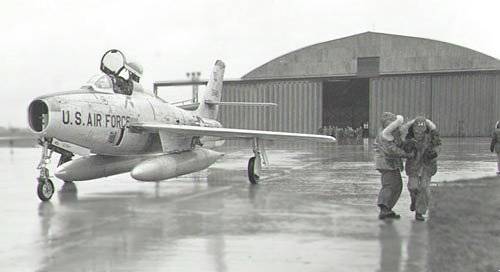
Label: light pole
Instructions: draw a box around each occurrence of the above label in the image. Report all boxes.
[186,71,201,104]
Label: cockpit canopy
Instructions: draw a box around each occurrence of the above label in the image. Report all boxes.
[81,74,114,92]
[81,73,144,93]
[99,49,143,95]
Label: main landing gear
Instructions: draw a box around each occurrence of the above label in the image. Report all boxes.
[37,138,54,201]
[248,138,268,184]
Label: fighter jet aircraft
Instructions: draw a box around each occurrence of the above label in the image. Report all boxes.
[28,49,335,201]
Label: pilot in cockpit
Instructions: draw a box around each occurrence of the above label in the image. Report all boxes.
[99,49,144,95]
[124,61,144,93]
[112,61,144,95]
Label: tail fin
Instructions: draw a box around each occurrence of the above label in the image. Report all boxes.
[195,60,225,119]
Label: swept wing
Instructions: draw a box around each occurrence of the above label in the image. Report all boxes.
[130,122,335,143]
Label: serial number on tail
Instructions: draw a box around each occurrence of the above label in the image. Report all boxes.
[61,110,130,128]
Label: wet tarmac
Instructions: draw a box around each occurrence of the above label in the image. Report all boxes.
[1,138,499,271]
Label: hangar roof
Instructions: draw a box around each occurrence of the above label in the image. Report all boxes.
[243,32,500,79]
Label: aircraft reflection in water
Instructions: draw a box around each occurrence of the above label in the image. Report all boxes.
[35,178,240,272]
[28,49,335,201]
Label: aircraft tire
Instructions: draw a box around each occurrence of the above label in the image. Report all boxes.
[37,178,54,201]
[248,157,259,184]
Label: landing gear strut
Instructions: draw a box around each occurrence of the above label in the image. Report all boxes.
[37,138,55,201]
[248,138,268,184]
[248,156,260,184]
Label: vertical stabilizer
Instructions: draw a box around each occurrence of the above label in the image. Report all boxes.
[195,60,225,119]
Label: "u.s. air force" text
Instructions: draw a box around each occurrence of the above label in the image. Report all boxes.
[61,110,130,128]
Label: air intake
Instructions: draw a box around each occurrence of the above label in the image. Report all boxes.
[28,100,49,132]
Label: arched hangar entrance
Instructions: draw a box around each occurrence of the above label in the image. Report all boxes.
[322,78,369,129]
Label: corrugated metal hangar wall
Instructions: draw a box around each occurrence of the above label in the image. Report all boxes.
[218,72,500,137]
[215,32,500,137]
[219,81,322,133]
[370,72,500,137]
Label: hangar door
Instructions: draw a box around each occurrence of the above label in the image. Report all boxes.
[322,78,369,129]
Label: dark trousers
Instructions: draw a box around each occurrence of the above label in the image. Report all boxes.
[377,169,402,210]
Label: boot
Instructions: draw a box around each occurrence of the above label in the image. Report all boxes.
[410,200,415,212]
[379,206,400,220]
[409,193,416,211]
[415,212,425,221]
[378,205,391,220]
[386,211,401,219]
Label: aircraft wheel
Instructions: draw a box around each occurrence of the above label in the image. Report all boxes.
[37,178,54,201]
[248,157,259,184]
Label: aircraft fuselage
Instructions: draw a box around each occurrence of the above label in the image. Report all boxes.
[28,89,221,155]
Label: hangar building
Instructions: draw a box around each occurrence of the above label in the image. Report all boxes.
[217,32,500,137]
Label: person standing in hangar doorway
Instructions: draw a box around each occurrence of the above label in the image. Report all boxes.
[373,112,414,220]
[362,122,369,149]
[490,121,500,175]
[402,116,441,221]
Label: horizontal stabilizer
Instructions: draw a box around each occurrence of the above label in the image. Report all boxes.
[0,136,36,141]
[205,101,277,107]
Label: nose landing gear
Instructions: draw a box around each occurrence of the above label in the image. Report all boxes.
[37,138,55,201]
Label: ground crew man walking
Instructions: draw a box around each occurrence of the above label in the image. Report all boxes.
[373,112,413,220]
[402,116,440,221]
[490,121,500,174]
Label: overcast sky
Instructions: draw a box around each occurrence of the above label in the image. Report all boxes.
[1,0,499,127]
